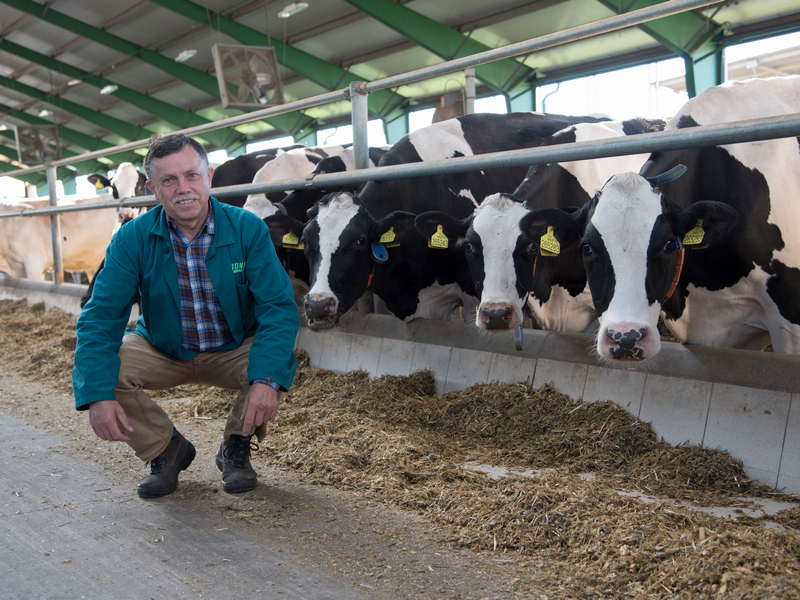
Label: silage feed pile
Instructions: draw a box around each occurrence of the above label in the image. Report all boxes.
[0,298,798,599]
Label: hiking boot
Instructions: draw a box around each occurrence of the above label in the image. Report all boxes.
[137,431,196,499]
[215,434,258,493]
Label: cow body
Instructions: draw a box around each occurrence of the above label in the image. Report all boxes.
[530,76,800,360]
[209,144,304,207]
[296,112,610,328]
[415,118,664,333]
[0,198,122,280]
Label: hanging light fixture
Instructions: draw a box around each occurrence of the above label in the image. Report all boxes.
[100,84,118,95]
[278,2,308,18]
[175,49,197,63]
[38,109,51,117]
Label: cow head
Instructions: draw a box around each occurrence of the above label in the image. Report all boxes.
[528,170,738,362]
[300,191,415,329]
[416,193,594,332]
[88,163,147,199]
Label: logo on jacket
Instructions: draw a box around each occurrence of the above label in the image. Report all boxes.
[231,262,246,274]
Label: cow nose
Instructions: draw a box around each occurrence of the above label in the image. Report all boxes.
[606,326,647,360]
[479,305,514,330]
[304,295,337,319]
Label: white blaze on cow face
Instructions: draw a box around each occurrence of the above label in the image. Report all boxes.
[471,194,530,331]
[589,173,664,361]
[305,193,361,315]
[112,163,143,199]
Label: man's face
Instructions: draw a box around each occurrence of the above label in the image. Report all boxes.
[146,145,214,233]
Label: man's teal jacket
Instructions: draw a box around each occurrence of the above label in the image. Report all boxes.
[72,197,299,410]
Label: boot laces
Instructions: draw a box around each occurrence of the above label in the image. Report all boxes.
[224,435,258,468]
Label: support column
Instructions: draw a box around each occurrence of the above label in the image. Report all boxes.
[350,81,370,171]
[46,163,63,285]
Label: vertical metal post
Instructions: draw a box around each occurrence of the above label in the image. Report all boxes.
[350,80,374,316]
[45,163,64,284]
[349,81,370,171]
[464,68,476,115]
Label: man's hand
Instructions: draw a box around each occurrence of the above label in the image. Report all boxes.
[241,382,279,437]
[89,400,134,442]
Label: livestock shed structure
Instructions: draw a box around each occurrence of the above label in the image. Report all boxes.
[0,0,799,501]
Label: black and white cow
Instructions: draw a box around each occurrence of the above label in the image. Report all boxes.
[526,76,800,361]
[415,118,665,333]
[284,112,610,328]
[209,144,304,207]
[87,162,147,201]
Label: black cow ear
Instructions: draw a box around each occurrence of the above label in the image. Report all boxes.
[414,211,469,248]
[677,201,738,249]
[373,211,415,246]
[523,207,585,255]
[87,174,111,190]
[264,213,305,248]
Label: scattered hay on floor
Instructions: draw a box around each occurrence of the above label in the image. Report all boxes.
[0,299,797,600]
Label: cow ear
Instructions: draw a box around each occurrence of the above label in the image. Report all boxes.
[87,174,111,190]
[522,207,584,255]
[414,211,469,249]
[676,201,738,249]
[135,172,147,197]
[372,211,416,246]
[263,213,305,249]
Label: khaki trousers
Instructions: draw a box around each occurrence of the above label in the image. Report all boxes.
[115,333,279,462]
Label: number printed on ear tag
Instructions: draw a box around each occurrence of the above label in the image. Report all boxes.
[282,231,300,247]
[540,226,560,257]
[683,219,705,246]
[428,224,449,249]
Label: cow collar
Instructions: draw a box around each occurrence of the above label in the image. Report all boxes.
[665,247,685,300]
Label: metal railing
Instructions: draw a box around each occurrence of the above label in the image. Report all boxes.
[4,0,796,284]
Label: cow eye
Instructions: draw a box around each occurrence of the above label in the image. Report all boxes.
[356,237,366,247]
[581,242,593,255]
[663,238,679,253]
[526,242,536,253]
[463,241,472,252]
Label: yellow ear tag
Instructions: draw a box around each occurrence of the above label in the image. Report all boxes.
[380,227,400,248]
[539,226,560,257]
[683,219,705,247]
[281,231,301,248]
[94,180,105,189]
[428,224,449,249]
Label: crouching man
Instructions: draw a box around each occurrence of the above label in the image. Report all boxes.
[73,133,299,498]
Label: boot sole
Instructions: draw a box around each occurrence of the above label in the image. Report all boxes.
[137,443,196,499]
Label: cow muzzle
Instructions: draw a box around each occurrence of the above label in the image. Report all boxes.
[598,323,657,362]
[477,303,519,331]
[304,293,339,330]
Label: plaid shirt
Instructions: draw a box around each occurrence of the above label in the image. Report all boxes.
[167,204,281,392]
[167,205,234,352]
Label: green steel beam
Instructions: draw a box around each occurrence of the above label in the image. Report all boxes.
[0,0,315,137]
[0,38,234,148]
[594,0,724,95]
[0,74,146,142]
[342,0,535,95]
[0,131,108,176]
[149,0,408,120]
[0,101,142,167]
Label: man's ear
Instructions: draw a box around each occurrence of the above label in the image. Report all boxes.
[414,211,470,249]
[676,201,739,249]
[263,213,305,249]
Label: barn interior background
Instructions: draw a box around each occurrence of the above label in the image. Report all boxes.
[0,0,798,495]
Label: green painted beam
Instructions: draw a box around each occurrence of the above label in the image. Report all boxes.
[0,131,107,176]
[0,38,234,148]
[149,0,407,119]
[0,0,316,137]
[342,0,535,95]
[0,101,142,167]
[594,0,724,96]
[0,74,147,142]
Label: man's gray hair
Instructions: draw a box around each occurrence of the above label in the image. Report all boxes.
[143,134,209,180]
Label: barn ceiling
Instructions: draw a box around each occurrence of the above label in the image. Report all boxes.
[0,0,797,183]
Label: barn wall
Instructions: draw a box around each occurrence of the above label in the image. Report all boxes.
[296,313,799,495]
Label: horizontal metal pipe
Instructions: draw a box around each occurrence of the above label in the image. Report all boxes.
[0,0,718,176]
[8,113,800,216]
